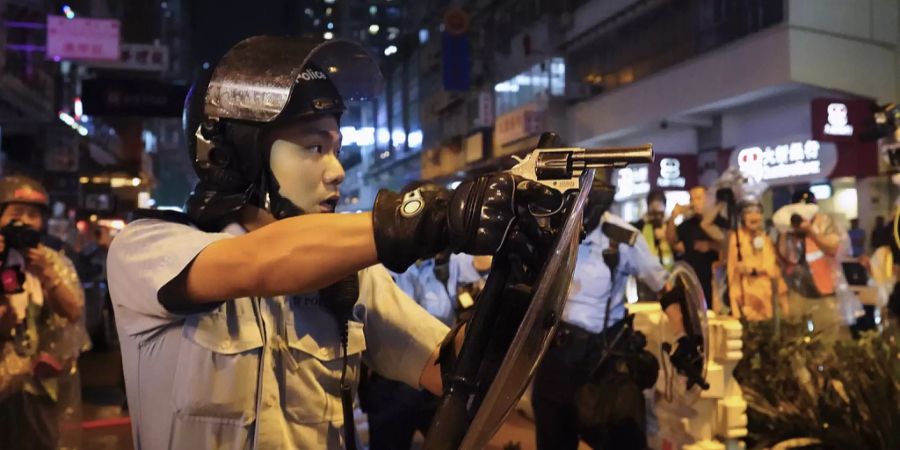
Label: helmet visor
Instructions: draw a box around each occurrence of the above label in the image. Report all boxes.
[205,36,384,123]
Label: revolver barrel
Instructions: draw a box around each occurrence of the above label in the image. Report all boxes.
[535,144,653,180]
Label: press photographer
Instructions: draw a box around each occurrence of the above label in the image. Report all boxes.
[0,175,87,450]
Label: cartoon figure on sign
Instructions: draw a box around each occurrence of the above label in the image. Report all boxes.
[737,146,764,182]
[824,102,853,136]
[657,158,685,187]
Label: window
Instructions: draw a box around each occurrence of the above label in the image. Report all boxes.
[494,57,565,116]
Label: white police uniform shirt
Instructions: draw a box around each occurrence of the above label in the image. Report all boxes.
[107,219,449,450]
[562,213,669,334]
[392,254,485,326]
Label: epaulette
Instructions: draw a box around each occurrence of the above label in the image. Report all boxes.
[127,208,195,227]
[601,221,639,246]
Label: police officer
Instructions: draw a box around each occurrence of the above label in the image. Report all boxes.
[365,251,487,450]
[532,176,698,450]
[107,36,559,450]
[394,252,487,326]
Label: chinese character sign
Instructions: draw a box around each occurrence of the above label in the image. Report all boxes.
[614,166,651,201]
[733,139,837,186]
[46,15,120,61]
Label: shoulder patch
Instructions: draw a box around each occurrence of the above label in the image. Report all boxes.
[602,222,639,246]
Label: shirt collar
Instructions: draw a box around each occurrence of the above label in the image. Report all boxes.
[584,213,610,246]
[222,222,247,236]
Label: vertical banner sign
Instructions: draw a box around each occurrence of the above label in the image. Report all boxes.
[442,32,470,92]
[442,8,471,92]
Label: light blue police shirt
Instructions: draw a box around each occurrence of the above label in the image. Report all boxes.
[561,213,669,333]
[108,220,448,450]
[392,254,485,325]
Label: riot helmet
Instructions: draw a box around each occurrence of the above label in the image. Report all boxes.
[183,36,384,229]
[583,170,616,235]
[0,175,49,239]
[0,176,49,210]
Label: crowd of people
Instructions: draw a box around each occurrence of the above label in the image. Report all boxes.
[631,183,880,337]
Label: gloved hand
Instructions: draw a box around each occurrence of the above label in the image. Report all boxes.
[668,335,709,390]
[372,173,561,273]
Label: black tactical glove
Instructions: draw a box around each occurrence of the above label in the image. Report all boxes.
[372,173,561,273]
[668,335,709,390]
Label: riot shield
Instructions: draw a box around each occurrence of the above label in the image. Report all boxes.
[665,261,710,392]
[423,169,595,450]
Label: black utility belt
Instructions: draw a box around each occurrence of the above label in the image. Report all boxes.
[558,318,659,390]
[555,319,627,348]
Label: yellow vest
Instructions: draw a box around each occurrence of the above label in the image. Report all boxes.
[642,223,674,270]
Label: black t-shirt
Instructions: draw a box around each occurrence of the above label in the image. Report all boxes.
[676,215,727,303]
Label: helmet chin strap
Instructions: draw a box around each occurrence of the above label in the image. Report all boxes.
[260,162,306,219]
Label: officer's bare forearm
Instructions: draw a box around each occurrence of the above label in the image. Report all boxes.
[662,301,686,336]
[420,323,467,395]
[173,213,378,303]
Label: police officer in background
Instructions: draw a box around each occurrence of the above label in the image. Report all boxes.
[533,175,699,450]
[0,175,87,450]
[107,36,560,450]
[365,250,488,450]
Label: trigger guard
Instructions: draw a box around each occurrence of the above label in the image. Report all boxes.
[527,201,564,219]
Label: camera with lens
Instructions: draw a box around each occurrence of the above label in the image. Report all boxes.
[790,213,806,235]
[1,221,41,253]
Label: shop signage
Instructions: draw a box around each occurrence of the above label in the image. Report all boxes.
[494,104,543,146]
[472,91,494,128]
[811,97,873,143]
[464,131,486,163]
[46,15,120,61]
[86,43,169,72]
[614,166,650,201]
[822,103,853,136]
[614,153,698,200]
[81,78,189,117]
[656,158,686,188]
[731,139,838,186]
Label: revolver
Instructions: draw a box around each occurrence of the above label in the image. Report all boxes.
[509,143,654,194]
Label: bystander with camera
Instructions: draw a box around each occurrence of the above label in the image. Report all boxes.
[0,175,88,450]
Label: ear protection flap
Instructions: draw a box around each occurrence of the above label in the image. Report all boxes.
[194,119,266,195]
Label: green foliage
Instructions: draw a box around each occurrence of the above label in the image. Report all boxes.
[734,321,899,450]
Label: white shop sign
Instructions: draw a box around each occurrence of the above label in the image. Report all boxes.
[731,139,838,186]
[823,102,853,136]
[657,158,686,188]
[614,165,650,201]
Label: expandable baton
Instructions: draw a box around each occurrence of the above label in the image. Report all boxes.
[509,144,654,193]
